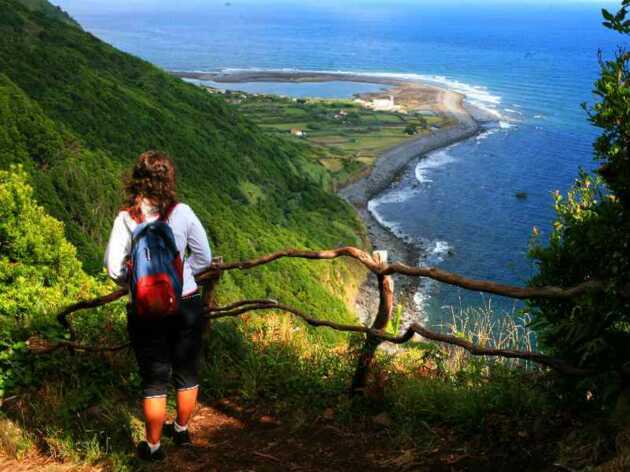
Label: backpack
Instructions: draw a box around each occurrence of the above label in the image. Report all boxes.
[128,205,184,320]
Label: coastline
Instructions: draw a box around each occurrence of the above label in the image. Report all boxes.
[338,89,482,327]
[174,69,485,327]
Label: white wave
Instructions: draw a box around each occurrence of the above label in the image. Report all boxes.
[423,239,452,266]
[499,121,513,129]
[369,186,418,205]
[367,198,417,245]
[475,128,500,142]
[405,74,503,120]
[367,185,419,243]
[414,148,457,184]
[533,114,544,119]
[412,239,453,314]
[413,289,430,315]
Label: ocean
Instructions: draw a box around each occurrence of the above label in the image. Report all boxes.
[61,1,626,325]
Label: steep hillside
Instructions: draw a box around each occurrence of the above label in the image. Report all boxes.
[0,0,366,332]
[15,0,79,27]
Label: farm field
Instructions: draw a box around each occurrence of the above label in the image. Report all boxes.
[222,91,453,187]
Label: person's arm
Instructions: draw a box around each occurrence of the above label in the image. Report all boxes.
[104,213,132,286]
[185,206,212,275]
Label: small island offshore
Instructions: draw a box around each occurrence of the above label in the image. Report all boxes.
[174,69,499,322]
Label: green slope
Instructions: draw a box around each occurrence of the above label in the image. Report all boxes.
[15,0,79,27]
[0,0,367,333]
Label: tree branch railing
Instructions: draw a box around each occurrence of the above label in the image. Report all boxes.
[194,246,603,300]
[48,246,606,394]
[202,299,595,377]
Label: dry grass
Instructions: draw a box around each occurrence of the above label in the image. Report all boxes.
[438,299,537,372]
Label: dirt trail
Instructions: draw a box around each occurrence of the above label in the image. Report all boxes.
[0,456,96,471]
[156,399,424,472]
[0,397,473,472]
[1,395,594,471]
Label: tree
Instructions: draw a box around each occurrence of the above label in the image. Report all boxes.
[528,1,630,390]
[404,124,418,135]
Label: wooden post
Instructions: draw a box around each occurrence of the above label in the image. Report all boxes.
[350,251,394,397]
[202,257,223,362]
[202,256,223,311]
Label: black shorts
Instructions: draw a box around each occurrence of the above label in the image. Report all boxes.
[127,293,206,398]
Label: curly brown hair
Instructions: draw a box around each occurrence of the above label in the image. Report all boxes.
[124,150,178,222]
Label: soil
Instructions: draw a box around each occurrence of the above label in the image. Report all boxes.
[0,395,618,472]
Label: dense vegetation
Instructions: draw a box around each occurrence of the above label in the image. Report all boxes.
[12,0,78,27]
[528,1,630,391]
[0,0,367,334]
[0,0,370,463]
[0,165,560,469]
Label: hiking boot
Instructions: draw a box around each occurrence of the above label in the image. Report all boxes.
[164,422,193,446]
[136,441,166,462]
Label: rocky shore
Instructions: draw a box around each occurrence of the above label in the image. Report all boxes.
[340,95,481,328]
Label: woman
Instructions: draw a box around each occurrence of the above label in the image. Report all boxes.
[105,150,212,461]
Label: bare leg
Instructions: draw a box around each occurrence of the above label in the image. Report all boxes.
[176,387,199,426]
[143,397,167,444]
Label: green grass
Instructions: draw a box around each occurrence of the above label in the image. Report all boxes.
[0,304,565,469]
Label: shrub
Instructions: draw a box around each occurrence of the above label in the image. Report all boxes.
[0,166,107,397]
[528,2,630,387]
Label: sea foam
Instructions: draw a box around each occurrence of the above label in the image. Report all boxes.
[414,147,457,184]
[367,190,419,245]
[412,239,453,314]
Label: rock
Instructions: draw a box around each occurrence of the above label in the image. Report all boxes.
[323,408,335,420]
[372,412,393,428]
[515,191,528,200]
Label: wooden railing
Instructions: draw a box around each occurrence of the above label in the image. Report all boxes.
[43,246,607,395]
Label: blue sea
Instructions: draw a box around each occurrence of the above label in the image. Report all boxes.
[60,1,626,325]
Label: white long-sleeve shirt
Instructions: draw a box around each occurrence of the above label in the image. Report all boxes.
[104,201,212,295]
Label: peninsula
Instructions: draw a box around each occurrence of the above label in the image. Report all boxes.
[173,70,491,201]
[172,70,496,323]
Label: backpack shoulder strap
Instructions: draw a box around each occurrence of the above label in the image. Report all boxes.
[159,202,179,222]
[134,221,179,255]
[127,207,144,224]
[131,222,150,245]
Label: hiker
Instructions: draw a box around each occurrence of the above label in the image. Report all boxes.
[104,150,212,461]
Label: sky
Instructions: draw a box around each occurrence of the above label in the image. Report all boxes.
[54,0,620,15]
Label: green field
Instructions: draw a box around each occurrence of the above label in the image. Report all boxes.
[225,92,452,187]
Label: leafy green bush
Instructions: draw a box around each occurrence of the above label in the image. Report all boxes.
[528,2,630,383]
[0,167,106,396]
